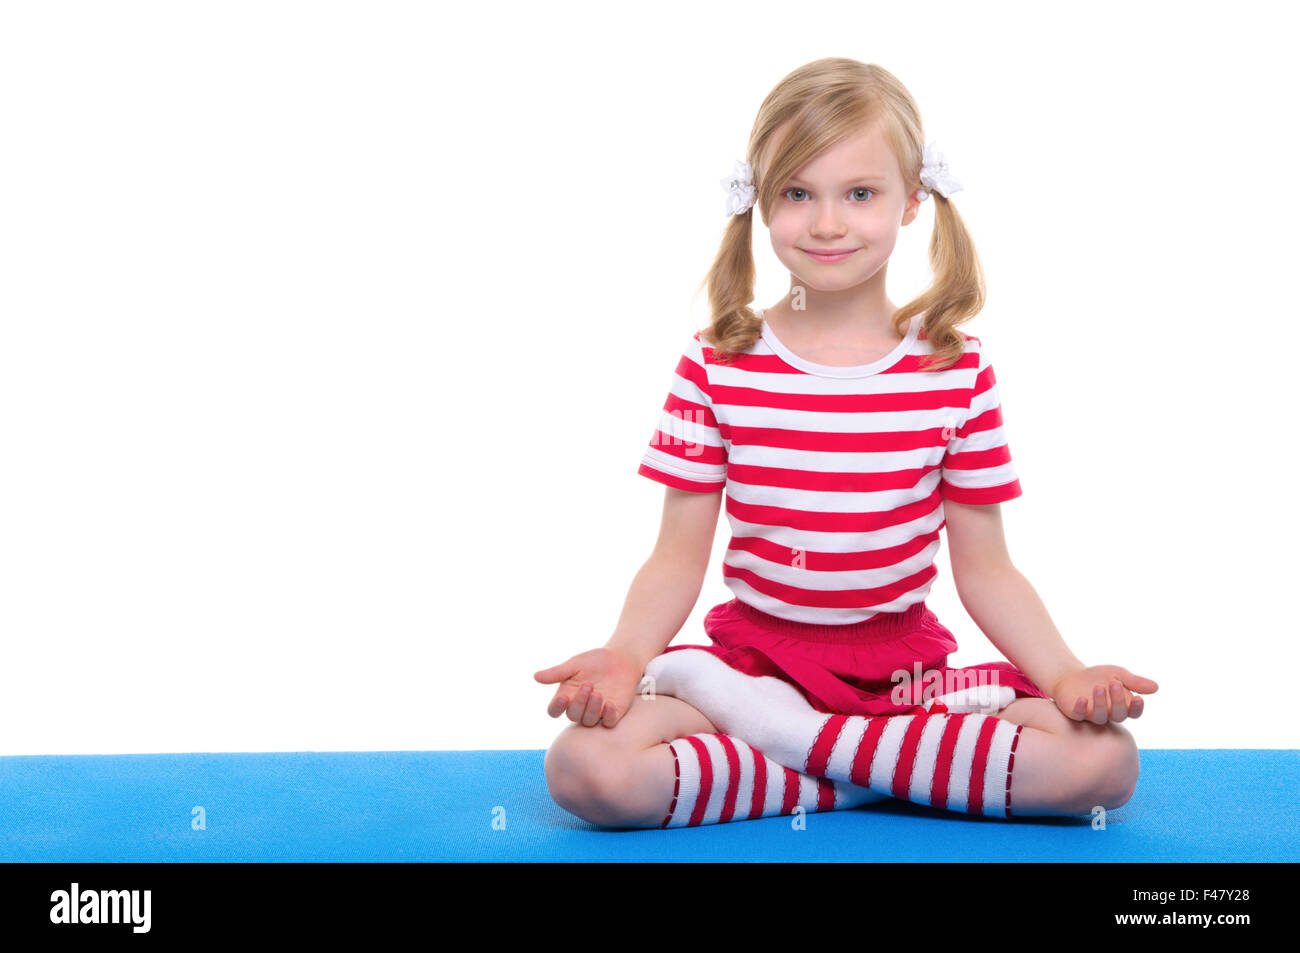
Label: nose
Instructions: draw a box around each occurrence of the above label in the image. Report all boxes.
[809,201,847,238]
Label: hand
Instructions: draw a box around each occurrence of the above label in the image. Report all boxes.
[534,647,644,729]
[1052,665,1158,725]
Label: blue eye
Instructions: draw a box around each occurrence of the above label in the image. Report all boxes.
[782,187,875,202]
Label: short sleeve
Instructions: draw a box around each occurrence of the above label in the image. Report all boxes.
[939,338,1023,504]
[637,333,728,493]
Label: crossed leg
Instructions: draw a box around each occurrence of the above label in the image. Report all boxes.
[544,666,1141,827]
[639,648,1142,820]
[544,690,719,828]
[986,696,1140,817]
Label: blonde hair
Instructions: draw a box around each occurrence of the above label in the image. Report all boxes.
[698,58,984,372]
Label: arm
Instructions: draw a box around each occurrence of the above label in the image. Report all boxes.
[535,486,722,726]
[944,499,1084,698]
[944,499,1157,721]
[538,330,729,725]
[605,485,723,672]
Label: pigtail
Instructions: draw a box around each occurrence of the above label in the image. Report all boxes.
[897,191,987,373]
[695,207,762,364]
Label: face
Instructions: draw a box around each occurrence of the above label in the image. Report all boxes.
[766,123,922,295]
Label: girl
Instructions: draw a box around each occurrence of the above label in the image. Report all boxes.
[534,57,1157,829]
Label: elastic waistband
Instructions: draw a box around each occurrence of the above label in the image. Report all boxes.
[729,598,931,643]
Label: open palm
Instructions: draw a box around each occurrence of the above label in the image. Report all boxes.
[534,647,644,728]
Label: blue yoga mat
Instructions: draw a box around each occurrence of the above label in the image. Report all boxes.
[1,749,1295,862]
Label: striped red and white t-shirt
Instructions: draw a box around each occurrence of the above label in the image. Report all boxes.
[638,309,1023,624]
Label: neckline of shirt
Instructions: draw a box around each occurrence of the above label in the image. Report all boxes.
[755,307,923,379]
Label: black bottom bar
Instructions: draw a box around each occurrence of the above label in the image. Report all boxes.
[0,861,1287,939]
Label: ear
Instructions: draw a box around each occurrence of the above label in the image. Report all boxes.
[901,189,923,226]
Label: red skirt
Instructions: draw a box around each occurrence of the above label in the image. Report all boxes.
[661,597,1051,717]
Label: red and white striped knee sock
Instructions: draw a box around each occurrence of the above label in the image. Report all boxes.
[645,649,1026,819]
[662,731,886,828]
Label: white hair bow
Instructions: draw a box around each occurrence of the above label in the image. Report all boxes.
[720,160,757,216]
[916,141,962,201]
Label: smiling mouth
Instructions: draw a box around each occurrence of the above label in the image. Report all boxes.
[801,248,860,262]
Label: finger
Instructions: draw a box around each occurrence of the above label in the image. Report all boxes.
[1090,685,1109,724]
[546,688,573,718]
[601,701,621,728]
[582,689,604,727]
[546,677,580,717]
[1119,670,1159,694]
[1129,694,1145,718]
[534,661,577,685]
[1109,682,1129,723]
[1071,695,1088,720]
[566,683,592,723]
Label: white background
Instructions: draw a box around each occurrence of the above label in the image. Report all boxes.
[2,0,1295,755]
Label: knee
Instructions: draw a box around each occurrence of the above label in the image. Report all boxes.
[1082,723,1141,811]
[543,726,631,826]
